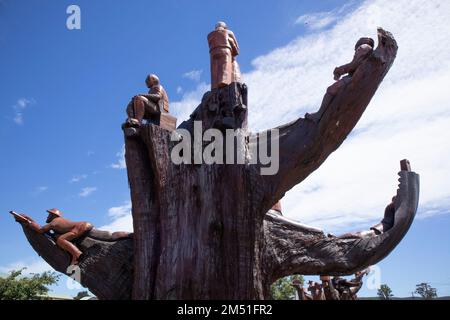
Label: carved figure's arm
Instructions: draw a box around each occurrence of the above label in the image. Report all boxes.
[334,45,373,80]
[28,221,52,234]
[228,31,240,56]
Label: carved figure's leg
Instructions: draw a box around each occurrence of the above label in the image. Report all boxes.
[211,49,233,89]
[56,232,82,265]
[132,96,148,124]
[305,79,344,123]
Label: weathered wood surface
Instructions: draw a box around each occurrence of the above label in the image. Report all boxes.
[263,169,419,285]
[16,28,420,300]
[124,28,411,300]
[19,225,133,300]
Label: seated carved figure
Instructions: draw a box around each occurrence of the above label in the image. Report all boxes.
[125,74,170,128]
[12,208,130,266]
[306,37,375,123]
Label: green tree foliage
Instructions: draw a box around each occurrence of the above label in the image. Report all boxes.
[0,268,59,300]
[74,291,90,300]
[270,275,304,300]
[377,284,394,300]
[415,282,437,299]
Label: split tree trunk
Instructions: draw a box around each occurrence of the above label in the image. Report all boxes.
[125,28,409,300]
[16,28,420,300]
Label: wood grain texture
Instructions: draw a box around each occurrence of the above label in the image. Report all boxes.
[16,28,420,300]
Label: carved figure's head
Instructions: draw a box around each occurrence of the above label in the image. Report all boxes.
[146,74,160,88]
[46,208,62,222]
[215,21,227,30]
[355,37,375,50]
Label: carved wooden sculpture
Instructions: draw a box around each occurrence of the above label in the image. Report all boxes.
[13,28,419,300]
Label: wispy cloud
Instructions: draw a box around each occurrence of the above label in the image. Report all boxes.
[183,69,203,82]
[100,201,133,232]
[69,174,87,183]
[79,187,97,197]
[295,11,339,31]
[295,1,357,31]
[171,82,210,123]
[32,186,48,196]
[170,0,450,233]
[110,145,126,169]
[12,98,35,125]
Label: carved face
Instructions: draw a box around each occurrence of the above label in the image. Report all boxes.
[46,213,57,223]
[145,77,153,88]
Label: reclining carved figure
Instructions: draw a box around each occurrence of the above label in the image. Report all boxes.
[12,208,130,266]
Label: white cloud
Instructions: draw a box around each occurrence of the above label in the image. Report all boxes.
[79,187,97,197]
[12,98,35,125]
[100,201,133,232]
[170,0,450,233]
[295,11,339,31]
[171,82,210,124]
[110,145,126,169]
[35,186,48,193]
[69,174,87,183]
[176,86,184,94]
[183,69,203,82]
[295,1,357,31]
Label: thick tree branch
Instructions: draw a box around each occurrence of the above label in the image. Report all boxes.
[18,225,133,300]
[253,28,398,212]
[263,165,419,283]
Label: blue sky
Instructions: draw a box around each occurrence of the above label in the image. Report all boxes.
[1,0,450,298]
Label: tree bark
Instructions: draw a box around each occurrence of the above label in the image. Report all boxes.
[19,226,133,300]
[15,28,420,300]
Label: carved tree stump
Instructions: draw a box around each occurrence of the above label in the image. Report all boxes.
[16,28,420,300]
[125,29,417,300]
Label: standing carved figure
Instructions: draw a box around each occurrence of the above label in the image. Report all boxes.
[125,74,169,127]
[208,21,241,89]
[308,281,326,300]
[320,275,341,300]
[306,37,375,123]
[291,279,312,300]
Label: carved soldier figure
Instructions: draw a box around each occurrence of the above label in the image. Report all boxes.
[336,195,397,239]
[306,37,375,123]
[208,21,241,89]
[291,279,312,300]
[320,275,341,300]
[371,196,396,234]
[346,269,370,300]
[331,270,369,300]
[13,209,93,265]
[125,74,169,127]
[308,281,326,300]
